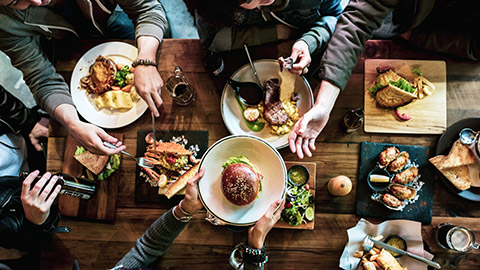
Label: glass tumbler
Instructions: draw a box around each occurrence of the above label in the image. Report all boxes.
[165,66,195,105]
[434,223,480,252]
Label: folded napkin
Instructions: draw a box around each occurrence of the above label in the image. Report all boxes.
[339,218,434,270]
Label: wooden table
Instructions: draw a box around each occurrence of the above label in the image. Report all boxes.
[43,39,480,269]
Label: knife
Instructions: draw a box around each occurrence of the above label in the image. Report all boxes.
[152,112,157,155]
[369,237,441,269]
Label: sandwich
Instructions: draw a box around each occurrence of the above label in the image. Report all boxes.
[74,146,120,180]
[369,69,417,108]
[221,156,263,206]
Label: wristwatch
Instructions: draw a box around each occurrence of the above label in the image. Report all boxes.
[131,58,158,68]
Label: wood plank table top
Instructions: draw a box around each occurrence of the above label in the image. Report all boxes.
[44,39,480,269]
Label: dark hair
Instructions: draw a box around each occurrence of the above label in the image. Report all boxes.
[183,0,243,28]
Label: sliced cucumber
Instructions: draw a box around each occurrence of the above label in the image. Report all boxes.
[305,206,314,222]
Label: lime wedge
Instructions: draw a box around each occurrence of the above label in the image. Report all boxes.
[305,206,314,222]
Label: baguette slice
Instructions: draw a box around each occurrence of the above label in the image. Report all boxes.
[164,163,200,199]
[74,151,109,175]
[430,155,471,190]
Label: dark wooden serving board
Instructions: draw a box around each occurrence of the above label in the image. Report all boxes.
[356,142,435,224]
[135,130,209,204]
[59,133,123,222]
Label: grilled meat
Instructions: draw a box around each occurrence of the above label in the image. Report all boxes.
[389,184,417,200]
[379,146,399,168]
[81,55,116,94]
[387,151,409,172]
[263,78,288,126]
[382,193,403,208]
[393,166,418,184]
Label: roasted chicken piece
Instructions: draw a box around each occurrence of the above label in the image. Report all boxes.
[383,193,403,208]
[389,184,417,200]
[263,78,288,126]
[387,151,409,172]
[379,147,399,168]
[80,55,117,94]
[393,166,418,184]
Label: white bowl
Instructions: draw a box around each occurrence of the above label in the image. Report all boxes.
[198,135,287,225]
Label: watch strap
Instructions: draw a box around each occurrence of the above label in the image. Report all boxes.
[132,59,158,68]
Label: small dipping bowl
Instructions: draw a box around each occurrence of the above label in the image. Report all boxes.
[384,235,407,257]
[367,166,391,192]
[287,165,310,186]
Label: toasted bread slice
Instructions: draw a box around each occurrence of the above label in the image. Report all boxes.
[376,69,403,85]
[430,155,471,190]
[74,151,109,175]
[148,142,192,156]
[164,163,200,199]
[438,140,476,169]
[375,84,417,108]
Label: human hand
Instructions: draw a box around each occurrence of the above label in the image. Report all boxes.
[288,81,340,159]
[278,40,311,75]
[68,120,125,156]
[179,167,205,215]
[248,199,284,249]
[134,66,164,117]
[21,171,62,225]
[29,117,49,151]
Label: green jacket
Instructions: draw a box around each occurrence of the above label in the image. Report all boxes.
[0,0,167,116]
[196,0,347,55]
[318,0,479,91]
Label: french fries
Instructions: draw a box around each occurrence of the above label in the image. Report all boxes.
[355,235,407,270]
[412,75,435,99]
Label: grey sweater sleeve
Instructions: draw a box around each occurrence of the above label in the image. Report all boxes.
[115,208,187,268]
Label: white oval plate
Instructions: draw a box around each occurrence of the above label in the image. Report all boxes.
[70,42,148,129]
[221,59,314,149]
[198,135,286,226]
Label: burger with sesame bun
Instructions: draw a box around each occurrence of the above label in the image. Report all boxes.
[221,156,263,206]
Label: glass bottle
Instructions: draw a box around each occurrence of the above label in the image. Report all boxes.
[165,66,196,105]
[20,171,96,200]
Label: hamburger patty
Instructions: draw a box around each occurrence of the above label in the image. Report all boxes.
[221,163,259,206]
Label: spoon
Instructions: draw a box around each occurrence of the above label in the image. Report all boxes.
[227,78,264,106]
[234,94,264,132]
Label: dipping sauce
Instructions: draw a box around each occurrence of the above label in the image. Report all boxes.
[385,235,407,257]
[238,85,263,105]
[288,165,309,186]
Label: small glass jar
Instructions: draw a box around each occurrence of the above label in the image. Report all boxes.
[340,108,364,133]
[165,66,195,105]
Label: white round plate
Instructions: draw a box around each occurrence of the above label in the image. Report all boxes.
[198,135,287,226]
[221,59,314,149]
[70,42,148,129]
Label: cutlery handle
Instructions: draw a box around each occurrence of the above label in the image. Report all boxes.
[406,252,441,269]
[103,142,135,160]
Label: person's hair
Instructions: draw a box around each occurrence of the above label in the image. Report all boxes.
[183,0,243,28]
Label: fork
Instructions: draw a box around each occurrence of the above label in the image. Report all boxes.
[103,142,153,169]
[356,236,374,270]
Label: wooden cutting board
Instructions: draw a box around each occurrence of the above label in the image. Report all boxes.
[364,59,447,134]
[59,133,123,222]
[274,161,316,230]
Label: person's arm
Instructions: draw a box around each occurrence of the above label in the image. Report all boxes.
[115,169,205,268]
[117,0,168,117]
[0,84,41,137]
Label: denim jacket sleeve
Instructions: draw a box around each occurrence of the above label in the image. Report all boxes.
[0,84,40,136]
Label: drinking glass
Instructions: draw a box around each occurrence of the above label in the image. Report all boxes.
[434,223,480,252]
[165,66,195,105]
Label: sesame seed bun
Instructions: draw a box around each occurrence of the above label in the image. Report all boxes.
[221,163,260,206]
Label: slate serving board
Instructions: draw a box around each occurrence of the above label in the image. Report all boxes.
[135,130,209,204]
[356,142,434,224]
[59,133,122,222]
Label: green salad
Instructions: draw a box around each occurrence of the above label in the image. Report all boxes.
[282,182,314,226]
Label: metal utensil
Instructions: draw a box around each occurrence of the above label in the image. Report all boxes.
[459,128,477,145]
[152,112,157,155]
[356,236,374,270]
[103,142,153,169]
[369,236,441,269]
[243,44,262,86]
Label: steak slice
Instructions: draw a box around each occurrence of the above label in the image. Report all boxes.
[263,78,288,126]
[80,55,116,94]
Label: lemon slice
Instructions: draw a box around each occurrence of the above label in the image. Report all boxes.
[305,206,314,222]
[158,174,167,188]
[369,174,390,183]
